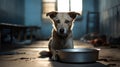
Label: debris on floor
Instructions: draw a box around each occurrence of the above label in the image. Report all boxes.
[0,52,25,55]
[0,41,120,67]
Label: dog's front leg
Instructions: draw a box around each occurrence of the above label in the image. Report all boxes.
[51,49,58,61]
[49,39,58,61]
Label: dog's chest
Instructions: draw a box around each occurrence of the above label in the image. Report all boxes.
[53,39,67,49]
[56,38,66,45]
[59,39,66,45]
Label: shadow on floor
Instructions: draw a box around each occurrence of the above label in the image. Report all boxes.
[49,61,108,67]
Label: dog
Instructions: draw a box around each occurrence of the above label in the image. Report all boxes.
[46,11,80,61]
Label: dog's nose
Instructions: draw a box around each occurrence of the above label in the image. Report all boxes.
[59,28,64,33]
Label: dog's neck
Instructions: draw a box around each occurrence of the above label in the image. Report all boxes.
[52,29,72,40]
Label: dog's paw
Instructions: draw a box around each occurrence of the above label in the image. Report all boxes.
[51,55,57,61]
[51,55,59,61]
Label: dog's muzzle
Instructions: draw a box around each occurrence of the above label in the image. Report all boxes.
[59,28,64,34]
[58,28,67,36]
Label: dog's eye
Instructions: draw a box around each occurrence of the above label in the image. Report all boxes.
[65,20,70,23]
[55,20,60,23]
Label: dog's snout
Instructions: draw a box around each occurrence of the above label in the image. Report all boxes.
[59,28,64,33]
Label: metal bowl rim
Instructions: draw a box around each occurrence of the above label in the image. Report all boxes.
[58,48,99,53]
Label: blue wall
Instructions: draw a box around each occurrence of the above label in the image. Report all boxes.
[0,0,24,25]
[25,0,41,26]
[1,0,119,39]
[39,0,97,39]
[98,0,120,37]
[0,0,98,40]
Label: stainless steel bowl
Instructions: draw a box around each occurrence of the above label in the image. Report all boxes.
[57,48,99,63]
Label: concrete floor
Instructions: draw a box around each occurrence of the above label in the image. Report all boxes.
[0,41,120,67]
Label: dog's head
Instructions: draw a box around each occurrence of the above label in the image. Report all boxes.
[47,11,80,36]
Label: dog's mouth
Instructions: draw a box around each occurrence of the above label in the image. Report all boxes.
[57,33,68,38]
[58,33,67,36]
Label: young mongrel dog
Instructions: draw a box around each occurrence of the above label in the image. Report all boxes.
[47,11,80,60]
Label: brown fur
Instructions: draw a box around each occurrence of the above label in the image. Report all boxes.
[47,11,80,60]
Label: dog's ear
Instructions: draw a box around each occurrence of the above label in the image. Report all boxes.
[68,12,80,19]
[46,11,57,19]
